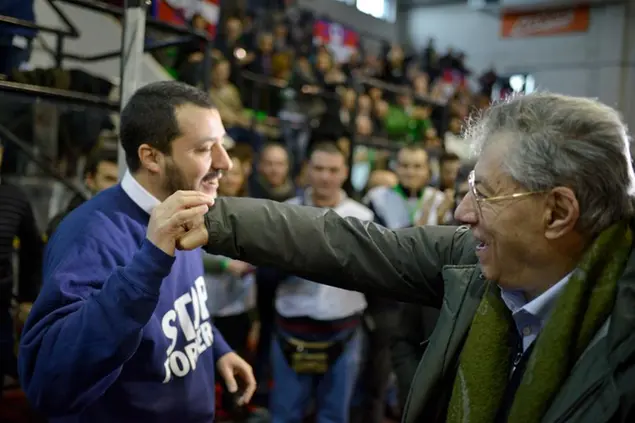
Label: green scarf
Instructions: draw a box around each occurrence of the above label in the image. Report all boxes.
[446,221,633,423]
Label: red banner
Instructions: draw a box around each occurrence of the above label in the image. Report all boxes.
[156,0,220,37]
[501,6,590,38]
[313,20,359,63]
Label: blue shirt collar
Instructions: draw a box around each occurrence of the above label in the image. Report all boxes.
[501,272,572,326]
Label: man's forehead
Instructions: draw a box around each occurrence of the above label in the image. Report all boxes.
[311,151,345,167]
[263,146,288,161]
[176,105,225,139]
[399,149,427,162]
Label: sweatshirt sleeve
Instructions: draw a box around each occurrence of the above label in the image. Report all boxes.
[18,236,174,416]
[212,325,232,360]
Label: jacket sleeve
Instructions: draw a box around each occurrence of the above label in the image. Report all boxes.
[204,197,475,305]
[18,237,174,415]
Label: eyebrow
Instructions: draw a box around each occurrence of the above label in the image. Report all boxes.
[195,136,223,147]
[474,175,495,194]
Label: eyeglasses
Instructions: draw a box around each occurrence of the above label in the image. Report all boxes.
[468,170,546,215]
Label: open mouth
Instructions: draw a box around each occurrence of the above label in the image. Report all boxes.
[201,173,219,191]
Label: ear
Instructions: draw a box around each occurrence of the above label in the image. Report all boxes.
[544,187,580,240]
[84,173,95,191]
[138,144,163,174]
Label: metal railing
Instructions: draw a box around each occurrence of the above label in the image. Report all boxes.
[0,0,211,73]
[0,123,87,200]
[0,80,119,111]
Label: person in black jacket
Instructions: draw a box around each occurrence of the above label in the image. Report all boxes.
[0,139,42,394]
[46,149,118,239]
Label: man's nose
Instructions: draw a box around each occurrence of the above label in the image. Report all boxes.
[212,143,232,171]
[454,194,477,225]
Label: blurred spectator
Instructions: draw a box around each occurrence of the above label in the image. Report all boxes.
[209,59,264,152]
[173,13,209,84]
[249,142,295,201]
[0,140,43,393]
[381,45,407,86]
[270,142,372,423]
[272,21,291,54]
[46,149,119,239]
[421,38,436,73]
[438,151,461,192]
[479,66,499,98]
[365,144,445,228]
[246,32,275,76]
[444,115,470,160]
[357,94,373,116]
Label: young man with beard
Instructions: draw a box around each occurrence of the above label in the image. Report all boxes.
[18,81,256,423]
[180,93,635,423]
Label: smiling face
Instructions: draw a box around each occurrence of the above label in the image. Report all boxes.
[153,104,232,200]
[453,136,559,292]
[219,156,245,197]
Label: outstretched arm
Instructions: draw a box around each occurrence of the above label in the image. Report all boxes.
[202,197,475,305]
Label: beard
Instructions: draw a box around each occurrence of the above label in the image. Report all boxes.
[162,159,195,195]
[161,158,222,198]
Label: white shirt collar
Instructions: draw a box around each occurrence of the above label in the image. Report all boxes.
[501,271,573,323]
[120,170,161,215]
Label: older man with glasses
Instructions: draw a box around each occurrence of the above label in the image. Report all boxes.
[178,92,635,423]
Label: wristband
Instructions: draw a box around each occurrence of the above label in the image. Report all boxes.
[220,259,231,271]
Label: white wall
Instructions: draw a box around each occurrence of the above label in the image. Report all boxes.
[402,3,635,126]
[31,0,171,87]
[296,0,397,53]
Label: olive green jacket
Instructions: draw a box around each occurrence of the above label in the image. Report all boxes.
[204,197,635,422]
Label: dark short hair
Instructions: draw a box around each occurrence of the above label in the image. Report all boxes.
[84,148,118,178]
[309,141,346,161]
[439,152,461,166]
[398,144,427,155]
[259,141,288,158]
[120,81,214,171]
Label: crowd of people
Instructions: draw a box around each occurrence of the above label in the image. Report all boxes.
[0,3,485,421]
[7,2,632,423]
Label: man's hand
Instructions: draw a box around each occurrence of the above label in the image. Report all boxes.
[177,217,209,251]
[216,352,256,406]
[147,191,214,256]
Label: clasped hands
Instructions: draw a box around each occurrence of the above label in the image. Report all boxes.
[146,190,217,257]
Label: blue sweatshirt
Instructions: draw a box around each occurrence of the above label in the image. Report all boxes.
[18,184,232,422]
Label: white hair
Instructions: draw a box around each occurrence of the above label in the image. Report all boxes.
[466,92,635,235]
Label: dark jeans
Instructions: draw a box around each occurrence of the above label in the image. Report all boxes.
[213,312,253,417]
[351,308,399,423]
